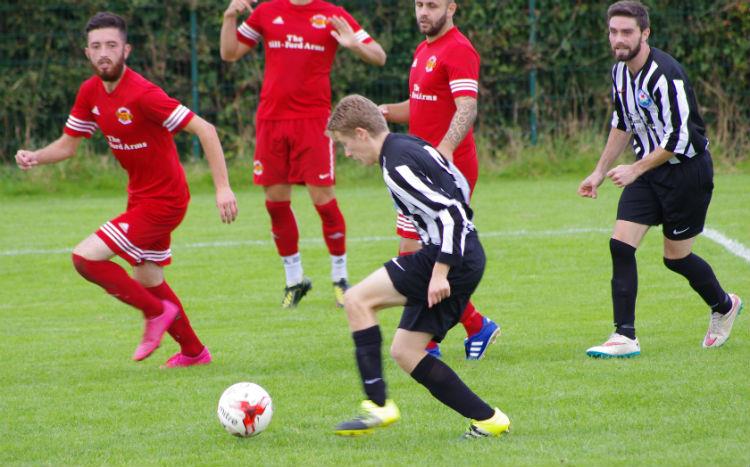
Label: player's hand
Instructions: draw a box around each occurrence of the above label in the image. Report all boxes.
[427,262,451,308]
[577,171,605,198]
[329,15,357,49]
[224,0,256,19]
[15,150,39,170]
[607,164,641,188]
[216,186,239,224]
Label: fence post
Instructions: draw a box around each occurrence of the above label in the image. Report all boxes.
[190,2,201,159]
[529,0,538,145]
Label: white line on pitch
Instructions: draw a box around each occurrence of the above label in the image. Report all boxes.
[703,228,750,264]
[1,227,610,257]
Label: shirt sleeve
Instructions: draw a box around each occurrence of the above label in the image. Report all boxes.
[237,6,264,47]
[63,82,98,139]
[140,85,195,134]
[443,45,479,99]
[337,7,373,44]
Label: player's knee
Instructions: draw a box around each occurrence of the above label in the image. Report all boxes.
[610,238,636,259]
[71,253,90,278]
[389,341,407,366]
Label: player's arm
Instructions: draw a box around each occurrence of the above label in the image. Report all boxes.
[608,146,675,188]
[379,100,409,124]
[435,96,477,161]
[15,134,82,170]
[329,15,386,66]
[577,127,631,198]
[183,116,239,224]
[220,0,256,62]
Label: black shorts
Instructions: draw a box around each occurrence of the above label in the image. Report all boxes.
[616,153,714,240]
[383,233,485,342]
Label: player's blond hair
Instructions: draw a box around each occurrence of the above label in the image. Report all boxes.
[327,94,388,136]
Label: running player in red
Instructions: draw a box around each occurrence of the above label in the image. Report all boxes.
[14,12,238,368]
[379,0,499,360]
[220,0,386,308]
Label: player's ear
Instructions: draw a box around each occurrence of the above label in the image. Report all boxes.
[447,1,457,17]
[355,127,369,141]
[641,27,650,43]
[124,43,132,60]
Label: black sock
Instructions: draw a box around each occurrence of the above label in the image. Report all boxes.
[352,326,386,406]
[664,254,731,314]
[610,238,638,339]
[410,354,494,421]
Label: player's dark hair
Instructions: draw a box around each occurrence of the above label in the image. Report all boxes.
[607,1,650,31]
[85,12,128,41]
[328,94,389,136]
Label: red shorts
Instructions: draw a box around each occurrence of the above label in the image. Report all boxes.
[96,201,187,267]
[396,154,478,240]
[253,117,335,186]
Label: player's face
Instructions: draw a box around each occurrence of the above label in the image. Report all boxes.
[608,16,648,62]
[331,130,378,165]
[415,0,454,37]
[85,27,130,82]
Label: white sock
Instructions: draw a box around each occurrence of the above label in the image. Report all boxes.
[282,253,303,287]
[331,254,348,282]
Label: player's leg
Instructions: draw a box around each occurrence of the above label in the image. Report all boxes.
[391,328,509,438]
[307,184,348,307]
[295,117,348,307]
[659,155,741,348]
[133,262,210,367]
[263,183,311,308]
[586,219,649,358]
[334,267,405,436]
[254,119,310,308]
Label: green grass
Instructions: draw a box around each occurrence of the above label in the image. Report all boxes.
[1,175,749,466]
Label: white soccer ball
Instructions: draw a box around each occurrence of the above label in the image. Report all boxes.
[217,382,273,437]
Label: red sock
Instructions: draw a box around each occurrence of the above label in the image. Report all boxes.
[314,198,346,256]
[460,301,485,337]
[147,282,204,357]
[71,254,162,318]
[265,200,299,256]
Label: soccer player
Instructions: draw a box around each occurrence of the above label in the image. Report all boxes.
[220,0,386,308]
[378,0,498,360]
[578,0,743,358]
[14,12,239,368]
[327,95,510,438]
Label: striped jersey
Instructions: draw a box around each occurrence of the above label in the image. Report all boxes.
[236,0,373,120]
[611,47,708,164]
[380,133,474,266]
[408,27,480,163]
[64,67,193,206]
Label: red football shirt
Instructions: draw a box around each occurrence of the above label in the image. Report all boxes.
[64,67,194,207]
[408,27,480,162]
[237,0,373,120]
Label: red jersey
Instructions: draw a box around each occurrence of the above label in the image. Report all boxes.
[408,27,480,162]
[237,0,373,120]
[64,67,194,207]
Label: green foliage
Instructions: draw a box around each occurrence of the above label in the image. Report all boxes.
[1,1,748,163]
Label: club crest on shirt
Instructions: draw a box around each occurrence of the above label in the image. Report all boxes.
[425,55,437,73]
[116,107,133,125]
[310,14,327,29]
[253,160,264,175]
[637,89,653,108]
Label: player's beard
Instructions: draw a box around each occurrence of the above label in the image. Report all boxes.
[612,40,641,62]
[91,54,126,82]
[418,11,448,38]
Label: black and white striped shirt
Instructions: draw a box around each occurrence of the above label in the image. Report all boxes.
[611,47,708,163]
[380,133,474,266]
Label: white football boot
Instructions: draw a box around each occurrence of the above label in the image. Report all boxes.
[703,293,743,349]
[586,332,640,358]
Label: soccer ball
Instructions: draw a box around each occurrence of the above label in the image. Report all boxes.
[217,382,273,437]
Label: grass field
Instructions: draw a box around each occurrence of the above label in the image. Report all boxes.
[1,174,749,466]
